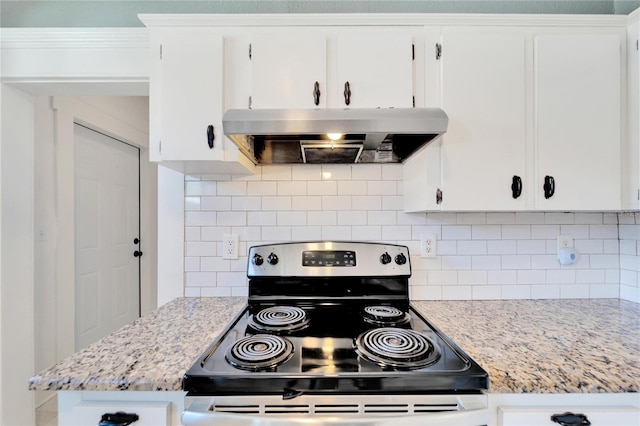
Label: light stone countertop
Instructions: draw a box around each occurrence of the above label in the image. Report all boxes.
[29,298,639,394]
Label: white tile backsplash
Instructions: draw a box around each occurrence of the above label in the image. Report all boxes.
[181,164,640,302]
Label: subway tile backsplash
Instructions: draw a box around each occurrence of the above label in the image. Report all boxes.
[183,164,640,303]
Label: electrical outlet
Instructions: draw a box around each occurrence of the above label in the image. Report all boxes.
[420,234,437,258]
[222,234,239,260]
[557,235,573,253]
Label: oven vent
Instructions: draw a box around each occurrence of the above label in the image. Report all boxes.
[209,402,460,416]
[363,403,459,414]
[210,404,260,414]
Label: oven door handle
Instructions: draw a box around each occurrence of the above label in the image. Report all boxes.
[182,406,490,426]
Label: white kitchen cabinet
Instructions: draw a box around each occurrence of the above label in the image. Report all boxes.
[405,28,624,212]
[58,391,185,426]
[490,393,640,426]
[333,33,414,108]
[438,29,528,211]
[625,17,639,210]
[148,28,254,174]
[498,406,640,426]
[534,33,622,211]
[250,31,414,109]
[250,33,327,109]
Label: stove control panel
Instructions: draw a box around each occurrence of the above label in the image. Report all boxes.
[302,250,356,267]
[247,241,411,277]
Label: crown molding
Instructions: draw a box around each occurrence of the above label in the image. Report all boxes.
[0,28,148,49]
[138,13,628,28]
[629,7,640,25]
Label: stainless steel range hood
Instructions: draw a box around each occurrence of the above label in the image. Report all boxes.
[223,108,448,164]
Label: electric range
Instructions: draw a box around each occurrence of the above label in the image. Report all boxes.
[182,241,490,425]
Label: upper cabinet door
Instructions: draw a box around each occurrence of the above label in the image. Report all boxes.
[250,33,327,109]
[438,30,527,211]
[534,34,621,210]
[334,33,414,108]
[152,29,224,162]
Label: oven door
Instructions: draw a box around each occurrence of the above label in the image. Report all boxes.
[182,394,489,426]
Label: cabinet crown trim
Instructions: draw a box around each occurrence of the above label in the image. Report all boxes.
[0,28,149,49]
[138,13,628,28]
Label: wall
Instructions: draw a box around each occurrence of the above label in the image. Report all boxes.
[183,163,624,301]
[1,83,35,426]
[620,213,640,302]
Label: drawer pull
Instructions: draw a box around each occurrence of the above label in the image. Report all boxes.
[99,411,139,426]
[551,412,591,426]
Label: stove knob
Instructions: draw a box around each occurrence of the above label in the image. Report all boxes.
[267,252,279,265]
[395,253,407,265]
[252,253,264,266]
[380,252,392,265]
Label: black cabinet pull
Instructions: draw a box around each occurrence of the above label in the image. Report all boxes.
[511,175,522,199]
[133,251,143,258]
[436,188,443,205]
[133,238,139,244]
[544,175,555,199]
[313,81,321,106]
[343,81,351,106]
[99,411,139,426]
[207,125,214,149]
[551,412,591,426]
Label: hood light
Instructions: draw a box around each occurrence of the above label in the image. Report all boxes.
[327,133,343,141]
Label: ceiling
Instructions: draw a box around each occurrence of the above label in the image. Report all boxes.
[1,0,639,27]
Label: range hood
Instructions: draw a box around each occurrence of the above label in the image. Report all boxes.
[223,108,448,164]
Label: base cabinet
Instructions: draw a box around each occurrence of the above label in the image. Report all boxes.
[57,391,185,426]
[490,393,640,426]
[499,406,640,426]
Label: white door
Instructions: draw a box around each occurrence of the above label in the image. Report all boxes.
[334,33,414,108]
[74,124,140,350]
[534,34,621,210]
[154,29,224,161]
[439,30,527,210]
[250,33,327,109]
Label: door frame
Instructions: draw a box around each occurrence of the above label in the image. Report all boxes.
[52,96,155,361]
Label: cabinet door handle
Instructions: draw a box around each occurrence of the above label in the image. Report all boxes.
[511,175,522,199]
[436,188,443,205]
[343,81,351,106]
[207,125,215,149]
[544,175,555,199]
[313,81,321,106]
[550,412,591,426]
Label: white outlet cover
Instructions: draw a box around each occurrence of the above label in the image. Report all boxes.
[420,234,437,258]
[222,234,239,259]
[556,235,573,252]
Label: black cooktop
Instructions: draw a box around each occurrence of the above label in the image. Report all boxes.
[183,303,488,396]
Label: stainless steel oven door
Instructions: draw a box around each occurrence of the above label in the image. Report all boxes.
[182,394,489,426]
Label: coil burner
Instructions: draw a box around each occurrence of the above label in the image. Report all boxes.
[248,306,310,333]
[225,334,294,371]
[362,305,411,326]
[354,327,440,370]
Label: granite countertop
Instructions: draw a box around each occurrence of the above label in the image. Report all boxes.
[29,298,639,394]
